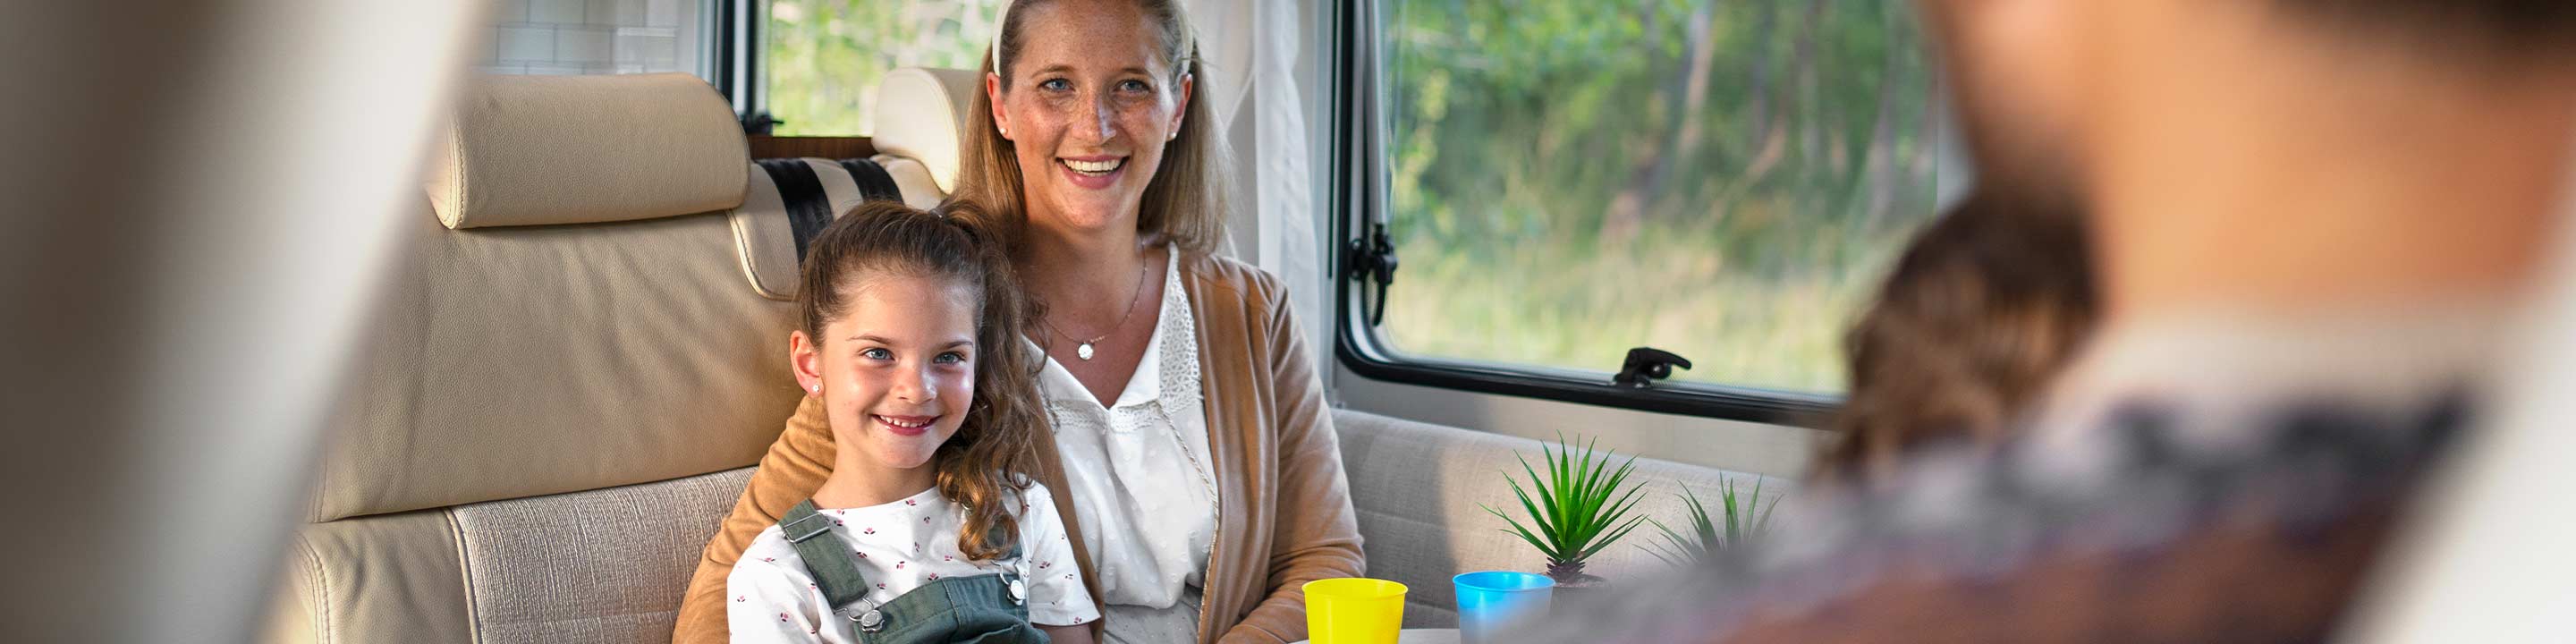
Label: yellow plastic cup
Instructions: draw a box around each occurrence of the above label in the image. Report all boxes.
[1303,578,1408,644]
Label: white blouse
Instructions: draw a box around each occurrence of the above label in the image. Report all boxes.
[1037,249,1219,637]
[724,483,1100,642]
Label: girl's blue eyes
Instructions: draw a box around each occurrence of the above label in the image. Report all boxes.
[1118,80,1150,92]
[858,348,968,364]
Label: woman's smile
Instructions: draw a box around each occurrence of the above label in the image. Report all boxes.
[1058,155,1127,190]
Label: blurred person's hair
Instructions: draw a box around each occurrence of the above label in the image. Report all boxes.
[1817,192,2096,483]
[2284,0,2576,55]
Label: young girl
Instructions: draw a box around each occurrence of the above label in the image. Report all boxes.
[728,201,1097,643]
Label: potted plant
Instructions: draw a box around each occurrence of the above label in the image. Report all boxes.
[1482,435,1650,589]
[1640,479,1777,567]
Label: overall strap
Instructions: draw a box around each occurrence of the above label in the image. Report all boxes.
[988,514,1032,608]
[778,499,872,610]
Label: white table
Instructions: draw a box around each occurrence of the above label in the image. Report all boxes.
[1287,628,1461,644]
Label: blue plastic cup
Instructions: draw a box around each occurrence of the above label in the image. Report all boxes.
[1453,571,1555,643]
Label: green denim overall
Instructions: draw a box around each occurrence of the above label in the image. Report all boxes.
[778,499,1049,643]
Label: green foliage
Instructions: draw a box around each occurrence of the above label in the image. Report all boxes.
[1641,479,1777,568]
[1379,0,1944,393]
[765,0,1004,136]
[1482,435,1651,584]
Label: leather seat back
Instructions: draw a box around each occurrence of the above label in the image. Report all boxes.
[266,68,975,644]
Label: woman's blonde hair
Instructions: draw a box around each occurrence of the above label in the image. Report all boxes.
[953,0,1230,256]
[797,200,1046,562]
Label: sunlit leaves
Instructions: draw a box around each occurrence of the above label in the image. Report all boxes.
[1377,0,1942,392]
[767,0,1007,136]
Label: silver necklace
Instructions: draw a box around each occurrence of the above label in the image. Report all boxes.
[1046,255,1150,361]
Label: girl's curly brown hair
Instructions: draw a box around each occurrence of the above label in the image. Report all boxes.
[797,199,1047,562]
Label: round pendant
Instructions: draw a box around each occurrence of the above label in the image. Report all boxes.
[1075,342,1096,360]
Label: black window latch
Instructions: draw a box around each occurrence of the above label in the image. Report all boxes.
[1345,221,1399,326]
[1612,347,1692,388]
[741,111,784,135]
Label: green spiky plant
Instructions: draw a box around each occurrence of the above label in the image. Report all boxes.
[1481,435,1650,587]
[1640,479,1778,567]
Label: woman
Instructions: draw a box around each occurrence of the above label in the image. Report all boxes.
[673,1,1364,642]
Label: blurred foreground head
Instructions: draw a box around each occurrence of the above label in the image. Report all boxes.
[1521,2,2576,642]
[1924,0,2576,320]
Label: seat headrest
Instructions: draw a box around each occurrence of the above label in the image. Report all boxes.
[869,68,980,194]
[427,72,749,230]
[729,156,945,301]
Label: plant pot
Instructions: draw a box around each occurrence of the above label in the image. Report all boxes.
[1546,572,1606,606]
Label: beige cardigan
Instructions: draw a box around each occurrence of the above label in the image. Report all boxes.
[674,252,1367,643]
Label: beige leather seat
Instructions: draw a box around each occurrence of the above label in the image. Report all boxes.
[261,69,970,644]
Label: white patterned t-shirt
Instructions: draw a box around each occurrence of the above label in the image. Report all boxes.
[725,482,1098,642]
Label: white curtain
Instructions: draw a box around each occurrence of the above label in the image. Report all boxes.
[1190,0,1332,374]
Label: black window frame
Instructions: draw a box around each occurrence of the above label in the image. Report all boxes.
[708,0,776,133]
[1325,0,1841,428]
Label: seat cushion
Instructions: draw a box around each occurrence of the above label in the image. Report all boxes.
[273,509,473,644]
[452,467,754,643]
[270,468,756,644]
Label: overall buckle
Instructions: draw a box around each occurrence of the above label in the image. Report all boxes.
[782,512,835,543]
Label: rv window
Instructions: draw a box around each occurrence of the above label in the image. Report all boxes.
[1351,0,1942,402]
[479,0,708,78]
[761,0,1004,136]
